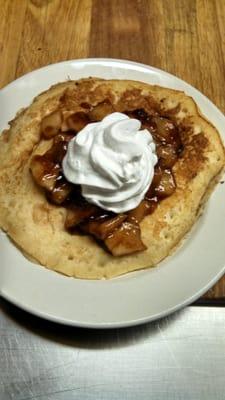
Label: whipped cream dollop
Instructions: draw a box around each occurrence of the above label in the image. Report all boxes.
[62,112,158,213]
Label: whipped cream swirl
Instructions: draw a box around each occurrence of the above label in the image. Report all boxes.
[62,112,158,213]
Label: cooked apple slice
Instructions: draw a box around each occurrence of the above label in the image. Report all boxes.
[54,133,75,144]
[152,116,182,150]
[41,110,62,139]
[45,139,69,164]
[47,179,73,205]
[127,200,154,223]
[30,155,60,191]
[65,205,98,229]
[145,166,163,199]
[89,100,114,121]
[64,111,90,132]
[154,169,176,198]
[81,214,127,240]
[157,144,178,168]
[105,222,146,256]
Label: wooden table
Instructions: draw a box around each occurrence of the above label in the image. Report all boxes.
[0,0,224,299]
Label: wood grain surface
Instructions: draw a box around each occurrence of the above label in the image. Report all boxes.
[0,0,224,299]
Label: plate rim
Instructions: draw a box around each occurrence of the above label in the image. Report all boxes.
[2,265,225,329]
[1,57,224,118]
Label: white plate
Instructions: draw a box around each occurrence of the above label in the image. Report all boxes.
[0,59,225,329]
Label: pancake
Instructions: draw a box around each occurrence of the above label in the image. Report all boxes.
[0,78,224,279]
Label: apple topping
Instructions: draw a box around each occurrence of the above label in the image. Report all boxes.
[64,111,90,132]
[41,110,62,139]
[154,169,176,198]
[30,105,183,256]
[65,204,99,229]
[81,214,127,240]
[30,156,60,192]
[105,222,146,256]
[88,100,114,121]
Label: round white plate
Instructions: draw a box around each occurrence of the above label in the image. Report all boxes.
[0,59,224,329]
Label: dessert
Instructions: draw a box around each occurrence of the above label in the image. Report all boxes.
[0,78,224,279]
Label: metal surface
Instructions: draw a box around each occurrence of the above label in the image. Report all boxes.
[0,300,225,400]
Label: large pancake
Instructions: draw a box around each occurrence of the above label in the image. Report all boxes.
[0,78,224,279]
